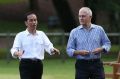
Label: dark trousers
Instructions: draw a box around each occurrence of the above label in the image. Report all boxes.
[19,59,43,79]
[75,59,105,79]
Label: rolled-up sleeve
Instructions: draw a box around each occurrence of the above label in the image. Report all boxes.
[66,30,76,57]
[42,32,54,55]
[10,34,21,58]
[100,28,111,53]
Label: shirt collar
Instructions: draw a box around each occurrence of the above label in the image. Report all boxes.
[25,29,38,36]
[78,24,95,30]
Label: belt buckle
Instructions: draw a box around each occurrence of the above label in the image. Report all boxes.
[90,59,94,62]
[87,59,94,62]
[89,59,99,62]
[31,58,38,62]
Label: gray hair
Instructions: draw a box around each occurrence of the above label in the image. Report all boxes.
[79,7,92,16]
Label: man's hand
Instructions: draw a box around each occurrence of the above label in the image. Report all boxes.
[14,50,24,57]
[92,48,104,54]
[74,50,89,56]
[51,48,60,55]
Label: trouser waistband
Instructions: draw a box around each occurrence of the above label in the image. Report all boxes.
[20,58,41,62]
[77,59,100,62]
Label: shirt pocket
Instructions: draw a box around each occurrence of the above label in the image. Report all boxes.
[22,41,30,46]
[35,40,44,48]
[92,36,100,43]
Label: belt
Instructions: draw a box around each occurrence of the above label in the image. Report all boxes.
[77,59,100,62]
[20,58,41,62]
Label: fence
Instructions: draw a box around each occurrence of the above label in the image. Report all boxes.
[0,32,119,45]
[0,32,120,62]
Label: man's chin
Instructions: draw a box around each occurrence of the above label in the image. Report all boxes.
[33,25,37,27]
[80,23,85,25]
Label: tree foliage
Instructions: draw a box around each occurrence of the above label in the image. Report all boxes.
[52,0,77,32]
[85,0,120,32]
[85,0,120,12]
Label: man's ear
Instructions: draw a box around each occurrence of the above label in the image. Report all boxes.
[25,21,27,26]
[90,16,92,19]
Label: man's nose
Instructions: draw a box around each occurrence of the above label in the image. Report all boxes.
[33,21,36,23]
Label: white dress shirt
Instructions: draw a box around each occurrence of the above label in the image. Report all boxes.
[11,29,54,60]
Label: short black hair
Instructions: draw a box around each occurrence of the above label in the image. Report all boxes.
[24,11,38,21]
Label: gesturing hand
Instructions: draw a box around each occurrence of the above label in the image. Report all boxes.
[92,48,104,54]
[14,50,24,57]
[51,48,60,55]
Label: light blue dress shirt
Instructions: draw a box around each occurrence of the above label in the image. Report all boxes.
[66,24,111,60]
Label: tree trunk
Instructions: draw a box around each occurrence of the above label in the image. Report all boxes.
[29,0,39,12]
[84,0,97,23]
[52,0,77,32]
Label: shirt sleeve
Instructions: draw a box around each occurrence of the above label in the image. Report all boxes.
[10,33,21,58]
[66,30,76,57]
[100,27,111,53]
[42,32,54,55]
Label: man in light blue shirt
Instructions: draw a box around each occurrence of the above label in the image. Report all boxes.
[66,7,111,79]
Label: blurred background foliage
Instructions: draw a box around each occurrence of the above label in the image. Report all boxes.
[0,0,120,32]
[85,0,120,32]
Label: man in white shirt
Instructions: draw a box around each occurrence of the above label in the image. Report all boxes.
[11,12,60,79]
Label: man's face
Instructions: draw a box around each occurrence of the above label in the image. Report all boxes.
[25,14,38,30]
[78,10,91,26]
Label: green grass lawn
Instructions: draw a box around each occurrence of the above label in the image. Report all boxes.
[0,59,19,79]
[0,59,75,79]
[0,58,114,79]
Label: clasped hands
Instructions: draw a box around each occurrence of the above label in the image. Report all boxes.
[74,48,104,56]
